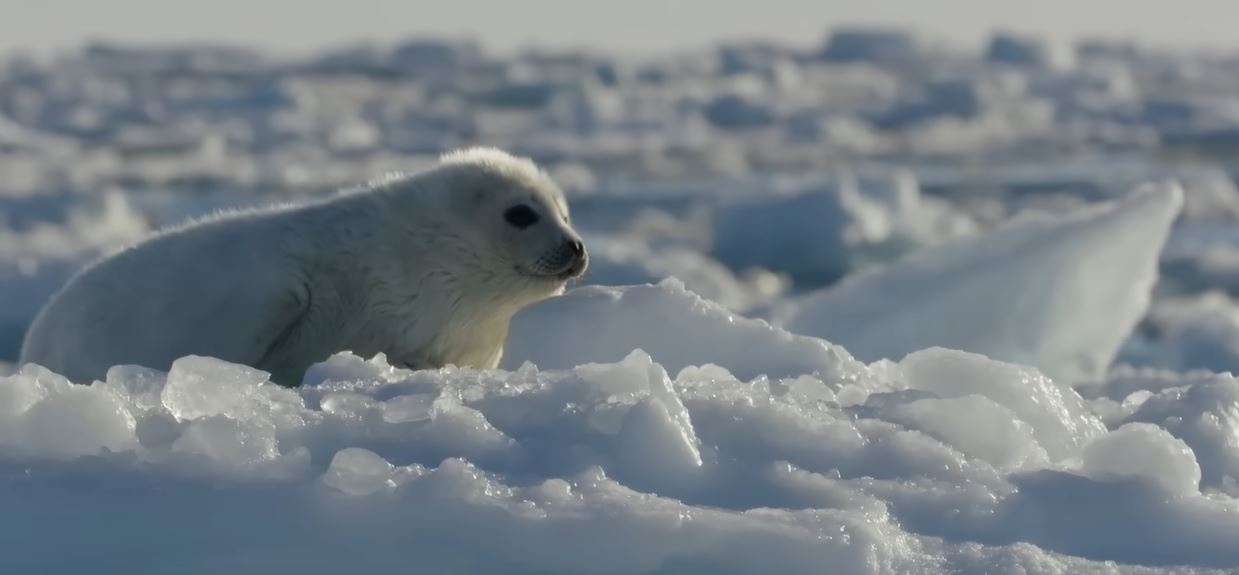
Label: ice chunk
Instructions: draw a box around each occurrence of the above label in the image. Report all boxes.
[0,365,137,458]
[0,363,62,418]
[1123,375,1239,495]
[1081,423,1201,495]
[20,383,137,459]
[382,393,440,424]
[171,416,307,478]
[102,364,167,412]
[502,279,864,382]
[301,351,398,387]
[605,353,703,488]
[161,355,306,429]
[321,447,397,495]
[614,396,704,488]
[879,394,1048,471]
[777,183,1184,383]
[161,355,271,421]
[900,349,1106,461]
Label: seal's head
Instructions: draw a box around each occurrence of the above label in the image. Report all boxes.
[398,148,588,298]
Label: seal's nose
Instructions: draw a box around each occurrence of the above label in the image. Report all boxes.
[559,238,588,279]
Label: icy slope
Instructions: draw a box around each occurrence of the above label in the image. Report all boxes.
[774,183,1184,383]
[501,279,862,382]
[3,339,1238,573]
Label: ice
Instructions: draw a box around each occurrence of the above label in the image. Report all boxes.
[820,28,920,65]
[4,332,1239,572]
[162,356,271,420]
[1120,374,1239,496]
[776,183,1184,383]
[875,394,1048,471]
[986,33,1050,68]
[585,235,788,312]
[320,447,403,496]
[170,416,305,478]
[710,172,975,286]
[502,279,865,382]
[0,364,136,458]
[8,34,1239,574]
[381,393,440,423]
[161,355,304,426]
[900,349,1106,461]
[5,346,1237,572]
[1081,423,1201,495]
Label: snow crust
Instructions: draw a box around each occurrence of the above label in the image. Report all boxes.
[5,333,1239,573]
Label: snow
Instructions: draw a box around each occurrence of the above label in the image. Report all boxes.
[1081,423,1202,495]
[6,32,1239,574]
[775,183,1184,383]
[502,280,864,382]
[4,341,1239,573]
[1118,373,1239,497]
[900,349,1107,460]
[1,191,1234,571]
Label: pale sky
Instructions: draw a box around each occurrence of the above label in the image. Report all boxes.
[2,0,1238,58]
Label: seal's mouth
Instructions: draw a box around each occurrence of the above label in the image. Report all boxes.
[518,257,588,281]
[519,242,589,281]
[555,254,589,280]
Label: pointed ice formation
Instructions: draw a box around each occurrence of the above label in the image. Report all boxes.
[775,183,1184,383]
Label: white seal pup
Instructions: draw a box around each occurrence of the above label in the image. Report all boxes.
[20,148,588,386]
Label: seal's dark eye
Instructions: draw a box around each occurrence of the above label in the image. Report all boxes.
[504,205,540,229]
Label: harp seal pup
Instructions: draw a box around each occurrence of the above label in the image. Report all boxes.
[20,147,588,386]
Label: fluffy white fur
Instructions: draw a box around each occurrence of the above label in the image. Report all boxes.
[20,148,588,386]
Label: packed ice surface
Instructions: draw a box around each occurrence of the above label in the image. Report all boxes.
[4,340,1239,573]
[6,33,1239,574]
[774,183,1184,384]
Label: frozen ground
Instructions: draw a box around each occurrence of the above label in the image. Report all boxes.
[4,30,1239,573]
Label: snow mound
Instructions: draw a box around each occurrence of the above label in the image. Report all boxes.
[5,345,1239,573]
[1116,372,1239,497]
[502,279,865,382]
[775,183,1184,383]
[1081,423,1201,495]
